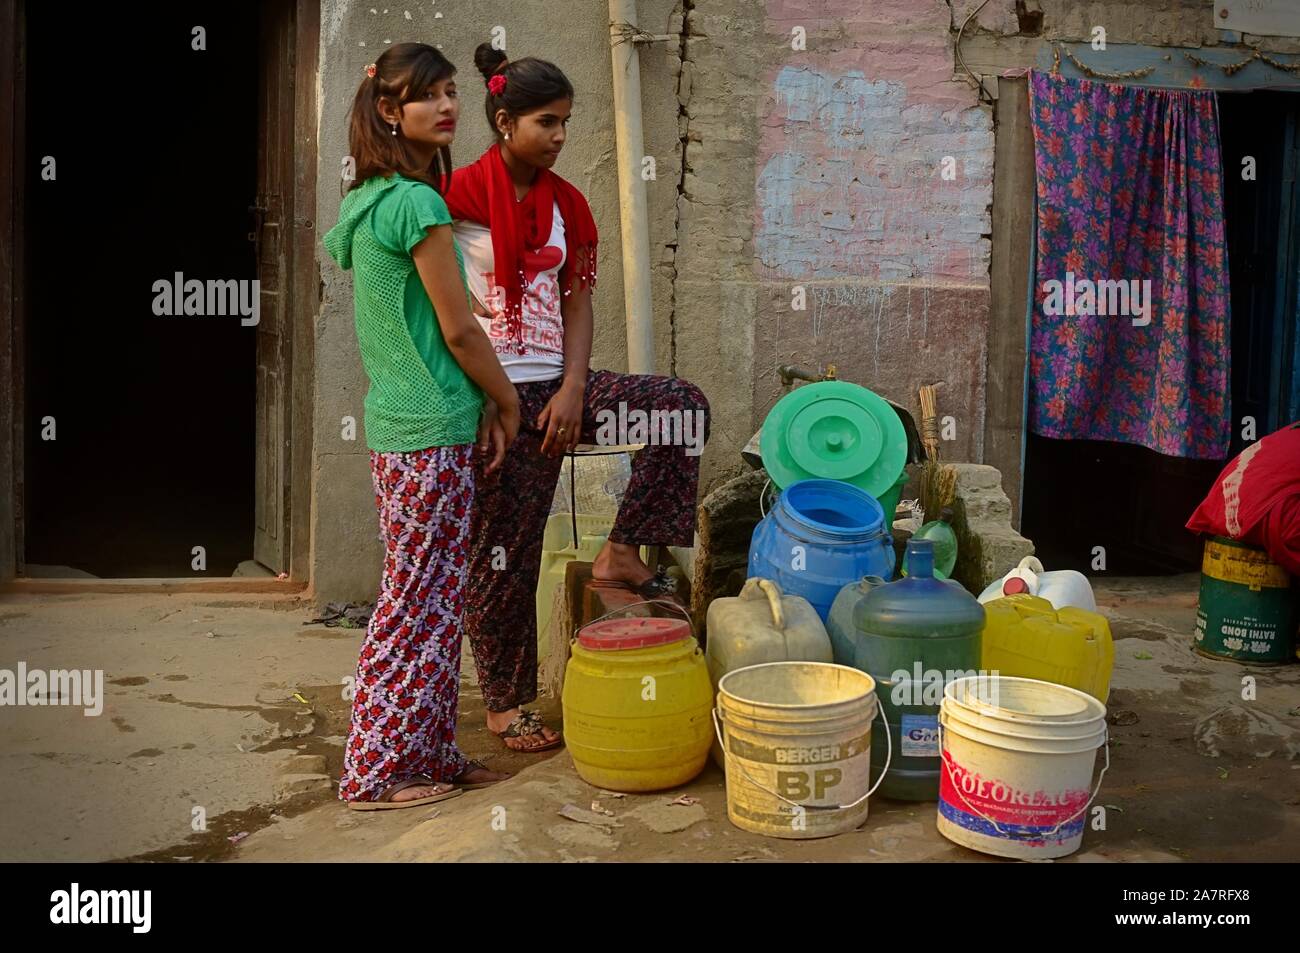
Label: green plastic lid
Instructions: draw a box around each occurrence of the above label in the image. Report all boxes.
[759,380,908,497]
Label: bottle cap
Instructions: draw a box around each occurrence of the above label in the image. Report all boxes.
[1002,575,1030,595]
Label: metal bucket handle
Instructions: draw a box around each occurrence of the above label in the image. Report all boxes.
[711,698,892,814]
[936,720,1110,841]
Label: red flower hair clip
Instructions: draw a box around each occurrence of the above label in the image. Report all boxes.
[488,74,506,95]
[365,63,377,78]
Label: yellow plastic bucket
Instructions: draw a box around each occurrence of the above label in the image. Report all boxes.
[714,661,889,839]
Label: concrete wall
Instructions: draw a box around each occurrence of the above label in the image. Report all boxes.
[311,0,680,600]
[676,0,994,499]
[309,0,1300,599]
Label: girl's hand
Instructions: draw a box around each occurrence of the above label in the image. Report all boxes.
[478,399,504,474]
[479,396,521,474]
[498,392,521,446]
[537,381,584,457]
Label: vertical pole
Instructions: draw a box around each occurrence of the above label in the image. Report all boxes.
[608,0,655,375]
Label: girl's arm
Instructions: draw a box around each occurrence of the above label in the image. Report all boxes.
[559,283,594,391]
[412,223,519,430]
[537,284,593,456]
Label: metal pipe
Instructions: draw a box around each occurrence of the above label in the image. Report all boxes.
[608,0,656,374]
[777,363,838,388]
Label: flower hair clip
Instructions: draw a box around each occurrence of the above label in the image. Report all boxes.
[365,63,377,78]
[488,74,506,95]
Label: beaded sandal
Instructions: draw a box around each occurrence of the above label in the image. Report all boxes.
[494,708,563,753]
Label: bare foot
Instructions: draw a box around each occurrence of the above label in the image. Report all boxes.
[486,707,561,751]
[591,540,654,588]
[593,541,683,604]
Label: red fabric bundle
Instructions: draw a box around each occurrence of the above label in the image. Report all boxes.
[1186,421,1300,576]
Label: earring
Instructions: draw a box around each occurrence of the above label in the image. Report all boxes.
[390,123,398,136]
[504,132,511,140]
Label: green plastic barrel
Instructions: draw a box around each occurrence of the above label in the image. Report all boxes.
[1194,536,1299,664]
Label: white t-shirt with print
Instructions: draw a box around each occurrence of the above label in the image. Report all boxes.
[453,202,567,383]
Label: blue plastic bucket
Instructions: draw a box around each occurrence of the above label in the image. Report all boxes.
[748,479,895,621]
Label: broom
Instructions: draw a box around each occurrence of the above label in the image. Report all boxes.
[918,384,957,523]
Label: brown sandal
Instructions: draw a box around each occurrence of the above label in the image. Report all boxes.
[453,759,511,790]
[347,776,463,811]
[494,709,563,753]
[594,567,681,602]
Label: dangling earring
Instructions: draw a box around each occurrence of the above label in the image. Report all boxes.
[504,132,511,140]
[390,123,398,136]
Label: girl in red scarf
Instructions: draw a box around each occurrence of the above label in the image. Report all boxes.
[449,45,710,752]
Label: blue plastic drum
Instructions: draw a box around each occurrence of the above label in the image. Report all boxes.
[748,479,895,621]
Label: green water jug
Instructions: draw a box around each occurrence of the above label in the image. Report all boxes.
[852,539,985,801]
[826,575,889,666]
[902,506,958,580]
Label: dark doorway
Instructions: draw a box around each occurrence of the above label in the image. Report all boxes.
[22,3,259,577]
[1021,88,1300,575]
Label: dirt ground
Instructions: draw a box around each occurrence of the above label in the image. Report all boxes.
[0,575,1297,863]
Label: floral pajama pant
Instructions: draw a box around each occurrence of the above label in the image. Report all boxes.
[463,369,710,713]
[338,444,475,803]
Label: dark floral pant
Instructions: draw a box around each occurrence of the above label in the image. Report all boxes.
[339,444,474,802]
[463,369,710,712]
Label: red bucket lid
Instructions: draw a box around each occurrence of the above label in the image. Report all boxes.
[577,617,691,651]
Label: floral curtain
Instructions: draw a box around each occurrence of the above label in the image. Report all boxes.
[1027,70,1231,459]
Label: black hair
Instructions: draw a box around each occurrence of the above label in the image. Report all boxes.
[473,43,574,137]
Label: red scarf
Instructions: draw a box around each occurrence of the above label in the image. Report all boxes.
[445,144,598,350]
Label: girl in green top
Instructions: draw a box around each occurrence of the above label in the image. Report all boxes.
[323,43,517,809]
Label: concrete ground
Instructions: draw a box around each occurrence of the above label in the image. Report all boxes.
[0,576,1297,863]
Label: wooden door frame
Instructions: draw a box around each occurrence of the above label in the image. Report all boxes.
[1,0,24,583]
[0,0,317,588]
[285,0,319,583]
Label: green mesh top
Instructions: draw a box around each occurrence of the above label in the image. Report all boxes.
[323,174,483,452]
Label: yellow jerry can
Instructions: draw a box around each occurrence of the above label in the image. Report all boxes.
[562,611,713,792]
[980,594,1114,702]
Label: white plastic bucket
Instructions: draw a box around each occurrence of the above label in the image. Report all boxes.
[714,661,890,840]
[937,675,1108,859]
